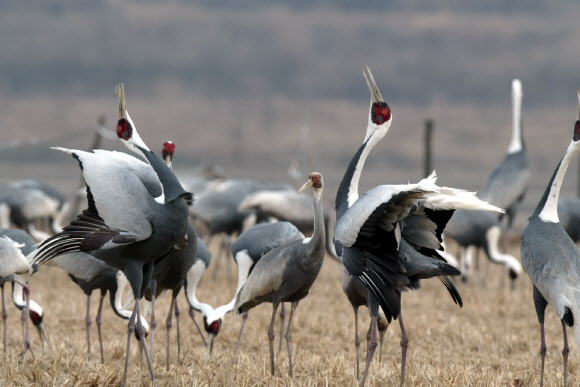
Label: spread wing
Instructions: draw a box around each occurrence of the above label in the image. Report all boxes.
[336,172,502,320]
[34,148,156,264]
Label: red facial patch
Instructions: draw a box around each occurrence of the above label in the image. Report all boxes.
[371,102,391,125]
[116,118,133,141]
[29,311,42,325]
[311,174,322,188]
[162,141,175,159]
[204,318,221,334]
[574,121,580,142]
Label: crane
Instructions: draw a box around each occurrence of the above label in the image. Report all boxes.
[233,172,326,377]
[33,84,191,386]
[521,93,580,387]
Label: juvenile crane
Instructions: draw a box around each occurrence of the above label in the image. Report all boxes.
[204,220,304,357]
[33,85,192,386]
[334,66,503,386]
[521,93,580,387]
[234,172,326,377]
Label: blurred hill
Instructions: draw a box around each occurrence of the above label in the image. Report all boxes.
[0,1,579,232]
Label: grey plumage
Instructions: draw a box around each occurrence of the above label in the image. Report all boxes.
[233,172,326,377]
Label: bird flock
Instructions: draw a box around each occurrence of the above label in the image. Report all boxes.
[0,69,579,387]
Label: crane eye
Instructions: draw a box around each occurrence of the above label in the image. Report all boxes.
[117,119,133,141]
[574,121,580,142]
[371,102,391,125]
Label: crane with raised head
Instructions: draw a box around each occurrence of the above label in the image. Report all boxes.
[334,66,503,386]
[521,93,580,387]
[33,84,192,386]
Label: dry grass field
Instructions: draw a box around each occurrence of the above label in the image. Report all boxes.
[0,238,576,386]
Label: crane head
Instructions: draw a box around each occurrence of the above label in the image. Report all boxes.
[115,83,150,155]
[204,316,222,358]
[162,141,175,166]
[29,309,49,347]
[298,172,323,194]
[362,66,392,142]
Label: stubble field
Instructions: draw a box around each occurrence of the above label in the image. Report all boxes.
[0,238,576,386]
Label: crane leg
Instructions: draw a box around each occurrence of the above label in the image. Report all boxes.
[285,301,299,378]
[278,303,286,354]
[562,321,569,387]
[1,284,7,353]
[14,279,34,360]
[149,281,157,361]
[353,307,360,381]
[85,294,92,360]
[134,299,156,387]
[174,300,181,364]
[165,296,176,371]
[378,315,388,363]
[188,305,207,347]
[96,290,105,364]
[234,312,249,355]
[399,313,409,387]
[539,323,546,387]
[360,316,377,387]
[268,302,280,376]
[121,304,138,387]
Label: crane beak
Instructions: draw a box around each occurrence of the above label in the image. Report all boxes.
[206,333,216,359]
[36,322,49,348]
[115,83,127,119]
[362,66,384,104]
[298,179,313,194]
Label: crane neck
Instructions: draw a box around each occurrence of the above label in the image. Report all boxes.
[138,146,191,204]
[184,264,214,317]
[304,188,325,257]
[336,136,377,221]
[534,141,579,222]
[11,280,42,316]
[507,86,525,154]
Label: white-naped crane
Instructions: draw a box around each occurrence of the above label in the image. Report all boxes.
[521,93,580,387]
[558,197,580,243]
[204,220,304,357]
[0,228,48,358]
[480,79,530,235]
[184,236,213,347]
[8,179,70,234]
[48,252,149,363]
[0,186,62,241]
[443,209,522,286]
[233,172,326,377]
[334,66,503,387]
[33,84,192,387]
